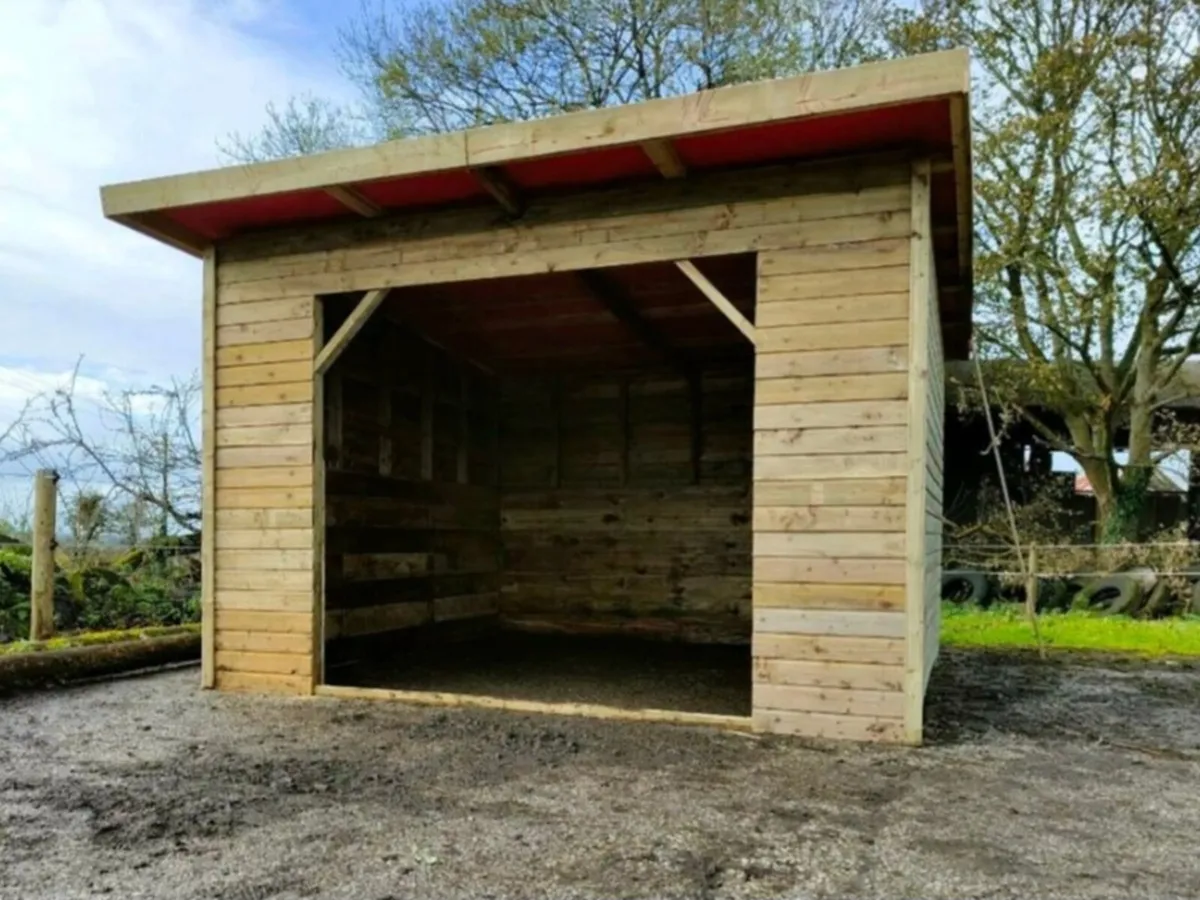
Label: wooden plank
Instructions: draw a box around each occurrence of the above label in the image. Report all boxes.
[755,373,907,406]
[753,632,904,665]
[216,670,312,694]
[676,260,755,344]
[102,49,967,216]
[216,549,315,571]
[214,466,312,489]
[216,339,312,368]
[754,657,904,692]
[757,265,909,302]
[314,288,389,376]
[311,296,325,690]
[313,684,755,731]
[753,608,905,638]
[754,426,907,456]
[754,683,902,718]
[216,445,311,469]
[753,400,907,431]
[215,487,312,509]
[753,582,904,611]
[904,159,933,745]
[216,361,313,388]
[753,478,906,507]
[754,557,905,585]
[215,650,313,677]
[755,346,907,380]
[326,602,430,639]
[215,630,314,654]
[214,588,316,610]
[433,593,500,622]
[753,453,907,481]
[324,184,383,217]
[756,293,908,328]
[753,708,904,742]
[758,238,909,276]
[757,320,908,354]
[215,423,312,447]
[215,610,313,633]
[216,296,312,327]
[215,402,311,428]
[754,532,906,559]
[214,528,314,550]
[201,248,216,688]
[215,508,313,529]
[216,381,313,408]
[753,505,905,533]
[217,318,313,347]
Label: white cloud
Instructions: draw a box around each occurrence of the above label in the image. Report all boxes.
[0,0,352,384]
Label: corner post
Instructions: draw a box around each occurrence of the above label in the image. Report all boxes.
[200,246,216,687]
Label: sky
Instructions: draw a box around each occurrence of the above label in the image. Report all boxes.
[0,0,362,510]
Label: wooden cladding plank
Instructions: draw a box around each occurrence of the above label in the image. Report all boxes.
[753,506,905,533]
[215,650,312,677]
[215,508,313,529]
[757,265,909,303]
[755,373,908,406]
[753,478,906,507]
[753,582,904,611]
[215,486,312,509]
[216,381,313,408]
[215,339,312,368]
[753,708,904,742]
[216,318,313,347]
[215,296,312,327]
[754,426,907,457]
[214,528,314,550]
[754,532,905,559]
[215,670,312,694]
[757,238,910,277]
[326,601,431,639]
[757,320,908,354]
[753,453,907,482]
[753,400,907,431]
[215,630,313,654]
[214,466,313,490]
[215,402,311,428]
[434,593,500,622]
[215,549,315,571]
[216,445,311,469]
[756,293,908,328]
[216,361,314,388]
[214,423,312,448]
[754,657,905,692]
[754,683,903,718]
[214,588,315,610]
[755,346,907,380]
[215,610,313,633]
[753,608,905,637]
[754,557,905,585]
[753,632,904,665]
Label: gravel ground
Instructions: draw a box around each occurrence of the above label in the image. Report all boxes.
[1,647,1199,900]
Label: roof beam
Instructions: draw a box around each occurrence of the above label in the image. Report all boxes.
[113,212,205,257]
[324,185,383,218]
[641,139,686,178]
[675,261,756,345]
[472,166,524,217]
[574,269,690,374]
[315,288,391,376]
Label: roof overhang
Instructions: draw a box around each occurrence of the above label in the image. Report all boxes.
[99,48,973,355]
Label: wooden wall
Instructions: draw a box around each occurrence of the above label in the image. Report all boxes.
[750,173,914,744]
[498,368,752,640]
[322,312,500,644]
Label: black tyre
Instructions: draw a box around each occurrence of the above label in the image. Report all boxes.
[1077,574,1144,616]
[941,571,992,606]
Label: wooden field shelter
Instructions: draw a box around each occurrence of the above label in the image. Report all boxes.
[100,49,971,744]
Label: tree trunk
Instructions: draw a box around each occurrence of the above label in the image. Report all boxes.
[1098,465,1153,544]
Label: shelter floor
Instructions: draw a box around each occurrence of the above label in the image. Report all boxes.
[325,628,752,716]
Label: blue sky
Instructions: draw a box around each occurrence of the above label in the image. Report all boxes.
[0,0,358,424]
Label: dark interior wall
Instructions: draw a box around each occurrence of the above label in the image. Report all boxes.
[497,365,753,643]
[322,310,500,642]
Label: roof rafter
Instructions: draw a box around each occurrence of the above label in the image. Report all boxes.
[573,269,691,375]
[472,166,524,217]
[324,185,384,218]
[641,139,686,178]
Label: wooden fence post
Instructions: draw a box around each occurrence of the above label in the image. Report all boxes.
[29,469,59,641]
[1024,544,1038,618]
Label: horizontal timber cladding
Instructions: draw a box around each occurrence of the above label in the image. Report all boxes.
[208,268,318,694]
[498,367,752,642]
[215,158,912,298]
[751,171,914,742]
[322,309,500,642]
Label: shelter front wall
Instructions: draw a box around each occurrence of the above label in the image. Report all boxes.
[750,182,914,743]
[323,313,500,643]
[499,368,752,641]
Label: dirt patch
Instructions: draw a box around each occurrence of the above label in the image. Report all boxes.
[1,647,1198,899]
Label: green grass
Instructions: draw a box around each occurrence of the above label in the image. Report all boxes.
[941,602,1200,657]
[0,624,200,657]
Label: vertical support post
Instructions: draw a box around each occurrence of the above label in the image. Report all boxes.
[29,468,58,641]
[1025,544,1038,618]
[200,246,216,687]
[311,296,327,691]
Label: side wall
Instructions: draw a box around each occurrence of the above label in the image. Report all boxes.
[499,367,751,640]
[323,312,499,644]
[750,176,913,743]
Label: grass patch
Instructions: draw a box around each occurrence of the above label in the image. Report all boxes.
[941,602,1200,657]
[0,623,200,656]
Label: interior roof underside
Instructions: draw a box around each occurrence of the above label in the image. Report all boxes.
[100,50,973,357]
